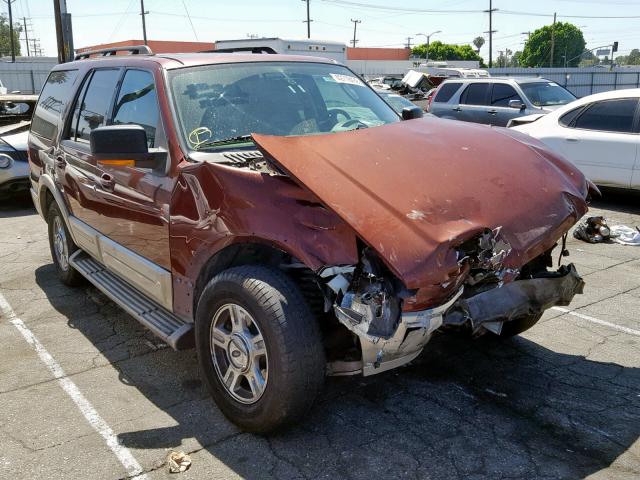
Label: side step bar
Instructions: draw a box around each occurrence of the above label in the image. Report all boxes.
[69,251,193,350]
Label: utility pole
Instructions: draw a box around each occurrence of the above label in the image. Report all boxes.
[140,0,148,45]
[405,37,413,49]
[22,17,29,56]
[550,12,557,67]
[302,0,311,39]
[350,19,361,48]
[3,0,17,62]
[484,0,497,68]
[53,0,73,63]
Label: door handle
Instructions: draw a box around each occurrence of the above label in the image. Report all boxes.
[565,137,579,142]
[452,107,462,112]
[99,173,115,191]
[487,109,497,114]
[55,157,66,168]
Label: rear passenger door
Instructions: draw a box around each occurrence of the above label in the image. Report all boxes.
[429,81,462,119]
[457,83,491,124]
[488,83,524,126]
[557,98,639,188]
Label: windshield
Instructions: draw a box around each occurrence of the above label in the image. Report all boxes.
[169,62,400,149]
[380,92,415,114]
[520,82,576,107]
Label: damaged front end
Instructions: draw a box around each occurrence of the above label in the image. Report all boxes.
[321,248,462,376]
[320,233,584,376]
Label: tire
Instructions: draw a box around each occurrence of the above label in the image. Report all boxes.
[498,313,543,338]
[47,202,84,286]
[195,265,326,433]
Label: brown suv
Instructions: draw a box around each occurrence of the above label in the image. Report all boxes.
[28,46,594,432]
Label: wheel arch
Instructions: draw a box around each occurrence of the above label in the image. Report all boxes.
[37,174,78,245]
[192,240,319,319]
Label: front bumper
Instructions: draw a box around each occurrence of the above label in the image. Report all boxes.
[0,159,29,196]
[339,264,583,377]
[358,288,463,376]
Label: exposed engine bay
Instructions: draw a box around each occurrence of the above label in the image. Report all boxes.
[319,231,584,376]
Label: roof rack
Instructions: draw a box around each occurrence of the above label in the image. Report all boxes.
[199,46,277,54]
[74,45,153,61]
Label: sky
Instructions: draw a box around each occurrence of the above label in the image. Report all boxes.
[6,0,640,61]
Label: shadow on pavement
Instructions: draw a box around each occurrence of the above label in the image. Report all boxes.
[593,188,640,216]
[0,193,35,218]
[34,263,640,479]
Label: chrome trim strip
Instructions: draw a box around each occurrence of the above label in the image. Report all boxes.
[67,216,173,311]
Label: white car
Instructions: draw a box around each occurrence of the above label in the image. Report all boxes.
[511,89,640,190]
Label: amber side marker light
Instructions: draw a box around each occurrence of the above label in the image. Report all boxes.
[97,159,135,167]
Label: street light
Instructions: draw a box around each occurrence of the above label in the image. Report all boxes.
[416,30,441,63]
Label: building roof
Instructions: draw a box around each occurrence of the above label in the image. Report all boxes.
[346,48,410,61]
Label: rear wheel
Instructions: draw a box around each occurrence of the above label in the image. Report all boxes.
[195,265,325,433]
[47,202,84,286]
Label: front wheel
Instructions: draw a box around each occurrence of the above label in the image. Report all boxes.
[195,265,325,433]
[47,202,84,286]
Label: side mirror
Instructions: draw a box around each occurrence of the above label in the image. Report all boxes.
[90,125,166,170]
[508,99,525,110]
[402,106,424,120]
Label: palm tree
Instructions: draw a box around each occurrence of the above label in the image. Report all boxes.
[473,36,485,54]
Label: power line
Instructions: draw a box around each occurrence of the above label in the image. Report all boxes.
[320,0,482,14]
[181,0,198,41]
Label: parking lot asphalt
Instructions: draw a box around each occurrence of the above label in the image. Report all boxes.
[0,192,639,480]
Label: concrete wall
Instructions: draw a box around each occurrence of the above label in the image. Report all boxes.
[489,67,640,97]
[0,58,57,94]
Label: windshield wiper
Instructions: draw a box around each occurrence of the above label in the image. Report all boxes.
[194,134,254,150]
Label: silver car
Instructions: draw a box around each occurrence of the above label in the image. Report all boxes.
[429,77,576,127]
[0,127,29,199]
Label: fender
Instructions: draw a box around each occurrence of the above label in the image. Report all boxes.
[36,173,79,246]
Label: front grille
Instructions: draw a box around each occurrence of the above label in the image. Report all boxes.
[10,150,28,162]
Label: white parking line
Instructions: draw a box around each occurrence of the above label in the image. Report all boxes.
[0,293,148,480]
[552,306,640,337]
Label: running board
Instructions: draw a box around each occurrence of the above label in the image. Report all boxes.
[69,251,193,350]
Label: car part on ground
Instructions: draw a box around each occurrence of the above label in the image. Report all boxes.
[573,216,612,243]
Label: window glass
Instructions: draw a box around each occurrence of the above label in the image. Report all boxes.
[520,82,575,107]
[31,70,78,139]
[75,69,120,142]
[461,83,489,105]
[112,70,158,147]
[68,73,91,140]
[573,99,637,133]
[558,106,585,127]
[169,62,399,149]
[491,84,521,107]
[434,82,461,103]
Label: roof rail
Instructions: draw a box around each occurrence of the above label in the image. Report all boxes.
[199,46,277,54]
[74,45,153,61]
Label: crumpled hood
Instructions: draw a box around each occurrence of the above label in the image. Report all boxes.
[253,117,589,289]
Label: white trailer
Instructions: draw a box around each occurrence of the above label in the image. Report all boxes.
[214,38,347,62]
